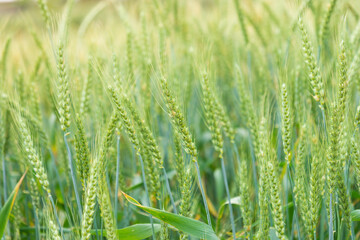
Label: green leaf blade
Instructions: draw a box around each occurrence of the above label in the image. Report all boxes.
[92,224,161,240]
[122,192,219,240]
[351,210,360,221]
[0,170,27,238]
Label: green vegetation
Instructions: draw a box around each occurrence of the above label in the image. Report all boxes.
[1,0,360,239]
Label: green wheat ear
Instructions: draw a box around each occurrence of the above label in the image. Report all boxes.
[108,87,140,151]
[1,38,11,82]
[123,95,162,200]
[281,83,292,165]
[12,201,22,239]
[236,65,259,156]
[81,110,119,240]
[159,77,197,160]
[319,0,338,45]
[37,0,51,27]
[354,106,360,129]
[28,173,41,214]
[159,24,168,76]
[203,70,235,142]
[233,0,248,44]
[174,133,193,234]
[17,116,50,194]
[79,60,93,116]
[126,30,135,81]
[256,117,270,239]
[294,128,310,236]
[74,115,90,190]
[327,103,340,195]
[15,112,63,238]
[4,1,360,239]
[160,222,169,240]
[200,72,224,158]
[239,158,252,236]
[309,144,326,239]
[48,218,62,240]
[81,156,99,240]
[337,41,348,120]
[299,18,325,109]
[158,75,213,225]
[56,42,71,133]
[140,12,151,76]
[351,138,360,191]
[268,160,286,240]
[98,173,117,240]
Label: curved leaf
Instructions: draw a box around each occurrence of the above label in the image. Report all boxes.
[122,192,219,240]
[0,170,27,238]
[92,224,161,239]
[216,196,241,232]
[351,210,360,221]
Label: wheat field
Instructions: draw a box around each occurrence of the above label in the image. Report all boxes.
[1,0,360,239]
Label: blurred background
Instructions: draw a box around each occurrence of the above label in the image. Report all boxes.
[0,0,93,15]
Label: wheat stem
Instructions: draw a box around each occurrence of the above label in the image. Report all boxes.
[64,133,83,219]
[163,167,177,214]
[248,140,259,200]
[194,160,212,226]
[49,147,72,223]
[33,203,40,240]
[221,157,236,239]
[286,165,301,240]
[114,135,120,226]
[139,153,156,240]
[2,155,6,202]
[329,193,334,240]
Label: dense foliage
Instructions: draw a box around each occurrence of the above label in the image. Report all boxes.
[1,0,360,239]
